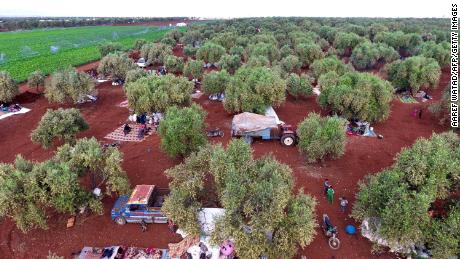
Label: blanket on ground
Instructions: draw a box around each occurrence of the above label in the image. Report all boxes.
[0,107,31,120]
[104,124,153,142]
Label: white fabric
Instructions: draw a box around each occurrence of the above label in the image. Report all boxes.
[0,107,31,120]
[232,112,278,133]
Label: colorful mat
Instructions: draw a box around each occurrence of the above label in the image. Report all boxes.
[398,95,418,103]
[104,124,153,142]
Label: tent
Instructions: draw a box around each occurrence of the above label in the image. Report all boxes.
[174,208,227,259]
[232,112,278,134]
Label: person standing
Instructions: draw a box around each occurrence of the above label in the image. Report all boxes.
[339,197,348,212]
[324,179,331,195]
[327,186,335,204]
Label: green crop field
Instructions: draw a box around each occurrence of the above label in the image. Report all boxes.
[0,26,173,82]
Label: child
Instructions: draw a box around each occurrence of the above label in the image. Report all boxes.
[339,197,348,212]
[327,186,335,204]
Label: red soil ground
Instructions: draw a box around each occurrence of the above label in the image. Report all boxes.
[0,52,451,258]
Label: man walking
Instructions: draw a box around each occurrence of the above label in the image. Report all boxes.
[324,179,331,195]
[327,186,335,204]
[339,197,348,212]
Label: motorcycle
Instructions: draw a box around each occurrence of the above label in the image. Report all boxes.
[322,214,340,249]
[206,128,224,137]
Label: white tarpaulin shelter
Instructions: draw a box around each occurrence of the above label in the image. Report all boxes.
[232,112,278,133]
[361,218,415,254]
[176,208,226,259]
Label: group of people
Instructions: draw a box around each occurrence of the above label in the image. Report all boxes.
[0,103,22,112]
[324,179,348,213]
[124,113,154,140]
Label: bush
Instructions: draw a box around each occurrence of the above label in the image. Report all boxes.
[159,104,207,157]
[165,29,183,42]
[140,43,172,65]
[97,53,137,81]
[246,55,270,68]
[183,44,198,57]
[333,32,364,55]
[0,71,18,103]
[419,41,450,68]
[202,70,231,94]
[218,54,241,74]
[224,66,286,113]
[319,72,394,122]
[385,56,441,94]
[183,59,204,79]
[374,31,422,56]
[125,68,147,84]
[31,108,88,149]
[98,42,123,56]
[297,113,347,162]
[160,37,176,48]
[295,43,325,67]
[286,73,313,99]
[27,70,45,92]
[350,42,399,70]
[317,71,340,90]
[125,74,193,113]
[280,55,301,74]
[196,42,226,64]
[311,56,351,79]
[133,39,147,50]
[247,42,280,63]
[164,55,184,74]
[45,68,95,104]
[352,132,460,255]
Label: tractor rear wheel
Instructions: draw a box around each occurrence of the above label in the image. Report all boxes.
[281,134,295,146]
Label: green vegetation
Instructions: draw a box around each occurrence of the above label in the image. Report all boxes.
[352,132,460,256]
[319,72,394,122]
[202,70,231,94]
[224,66,286,114]
[97,53,137,81]
[0,137,130,232]
[159,104,207,158]
[0,26,171,81]
[0,71,18,103]
[285,73,313,99]
[163,140,317,258]
[27,70,45,92]
[44,68,95,104]
[297,113,347,162]
[31,108,89,149]
[125,74,193,113]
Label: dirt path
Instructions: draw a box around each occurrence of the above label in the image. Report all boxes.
[0,53,451,258]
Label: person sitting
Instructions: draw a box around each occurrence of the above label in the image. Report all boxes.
[123,124,131,136]
[138,124,146,139]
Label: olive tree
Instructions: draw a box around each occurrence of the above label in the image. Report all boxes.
[125,68,147,84]
[158,104,207,158]
[247,42,280,64]
[163,140,317,259]
[374,31,422,56]
[164,55,184,74]
[183,44,198,57]
[0,137,130,232]
[196,42,226,65]
[429,84,460,129]
[27,70,45,92]
[311,56,352,80]
[183,59,204,80]
[333,32,364,55]
[202,70,231,94]
[97,53,137,81]
[31,108,89,149]
[98,42,123,56]
[319,72,394,122]
[385,56,441,94]
[286,73,313,99]
[0,71,18,103]
[224,66,286,114]
[125,74,193,113]
[297,113,347,163]
[133,39,147,50]
[280,55,302,74]
[350,42,399,70]
[140,43,173,65]
[419,41,450,68]
[352,132,460,255]
[45,68,95,104]
[295,43,325,67]
[218,54,241,74]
